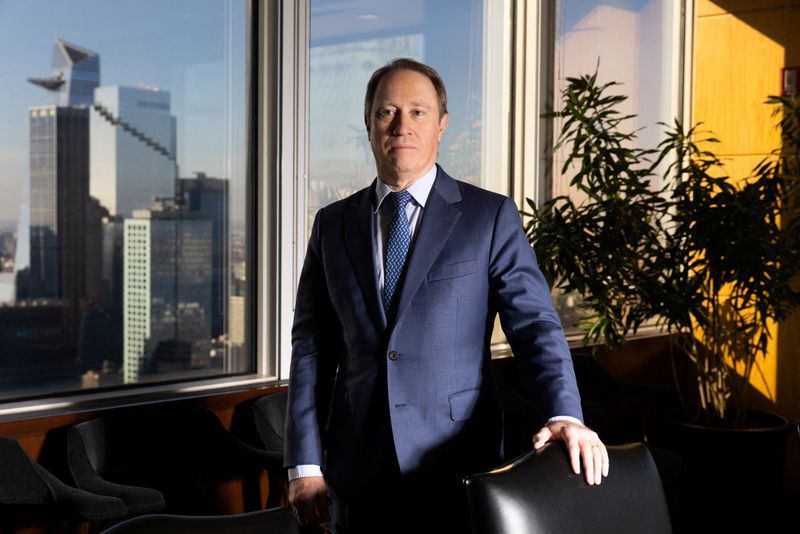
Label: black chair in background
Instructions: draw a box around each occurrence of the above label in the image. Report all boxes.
[0,435,127,531]
[464,442,672,534]
[95,506,301,534]
[231,390,288,508]
[795,419,799,448]
[67,408,277,517]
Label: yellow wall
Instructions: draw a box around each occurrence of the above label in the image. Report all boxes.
[694,0,800,418]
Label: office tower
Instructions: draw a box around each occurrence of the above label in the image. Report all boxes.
[90,86,177,218]
[123,204,212,383]
[79,199,123,374]
[177,173,229,338]
[28,38,99,107]
[27,106,88,304]
[26,38,99,352]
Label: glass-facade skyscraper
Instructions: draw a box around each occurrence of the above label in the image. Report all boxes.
[28,38,99,108]
[90,86,177,218]
[24,39,99,353]
[177,174,229,339]
[123,206,212,384]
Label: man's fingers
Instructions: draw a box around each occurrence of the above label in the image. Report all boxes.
[592,444,603,485]
[569,443,582,475]
[315,486,331,523]
[532,426,552,449]
[288,476,328,526]
[580,444,594,484]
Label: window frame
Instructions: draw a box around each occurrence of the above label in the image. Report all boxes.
[0,0,277,420]
[0,0,693,419]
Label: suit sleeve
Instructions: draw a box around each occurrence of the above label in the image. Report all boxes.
[488,197,583,426]
[284,210,341,468]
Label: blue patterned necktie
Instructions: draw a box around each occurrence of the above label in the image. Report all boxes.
[383,190,413,314]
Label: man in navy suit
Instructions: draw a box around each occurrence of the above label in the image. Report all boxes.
[285,58,608,533]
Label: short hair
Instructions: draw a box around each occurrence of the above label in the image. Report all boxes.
[364,58,448,127]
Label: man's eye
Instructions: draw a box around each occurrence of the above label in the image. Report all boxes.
[377,109,395,118]
[412,110,425,117]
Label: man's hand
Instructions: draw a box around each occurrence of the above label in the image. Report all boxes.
[532,420,609,485]
[288,476,331,526]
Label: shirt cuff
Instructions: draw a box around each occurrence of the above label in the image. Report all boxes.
[546,415,584,426]
[287,464,323,481]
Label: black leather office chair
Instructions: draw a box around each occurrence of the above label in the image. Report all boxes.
[0,435,127,530]
[231,391,289,508]
[464,442,672,534]
[795,419,799,449]
[251,391,288,507]
[67,408,276,516]
[96,506,301,534]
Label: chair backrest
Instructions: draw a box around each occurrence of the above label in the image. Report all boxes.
[0,435,127,522]
[795,420,799,449]
[0,436,53,506]
[252,391,288,453]
[97,506,301,534]
[69,408,244,476]
[463,442,672,534]
[66,408,267,515]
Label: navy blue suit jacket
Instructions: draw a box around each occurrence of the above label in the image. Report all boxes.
[285,166,582,503]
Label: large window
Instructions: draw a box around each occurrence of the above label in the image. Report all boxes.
[307,0,512,222]
[551,0,684,198]
[547,0,686,331]
[0,0,252,401]
[0,0,688,408]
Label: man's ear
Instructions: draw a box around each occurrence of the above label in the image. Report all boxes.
[438,113,449,139]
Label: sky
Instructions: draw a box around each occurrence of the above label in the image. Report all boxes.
[0,0,247,224]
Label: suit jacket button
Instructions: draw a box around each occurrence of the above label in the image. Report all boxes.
[388,351,398,361]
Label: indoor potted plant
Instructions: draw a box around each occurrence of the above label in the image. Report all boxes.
[523,70,800,531]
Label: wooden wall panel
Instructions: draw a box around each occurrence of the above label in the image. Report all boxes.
[694,4,784,156]
[697,0,800,17]
[695,0,800,419]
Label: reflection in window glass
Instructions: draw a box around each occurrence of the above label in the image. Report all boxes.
[0,0,250,399]
[308,0,503,224]
[551,0,682,330]
[553,0,680,199]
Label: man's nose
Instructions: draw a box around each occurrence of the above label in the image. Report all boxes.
[391,113,410,135]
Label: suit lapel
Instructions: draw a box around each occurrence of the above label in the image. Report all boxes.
[392,168,462,324]
[343,184,386,331]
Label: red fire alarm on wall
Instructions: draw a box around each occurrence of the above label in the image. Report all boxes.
[782,66,800,96]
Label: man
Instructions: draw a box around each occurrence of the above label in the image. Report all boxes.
[285,58,608,532]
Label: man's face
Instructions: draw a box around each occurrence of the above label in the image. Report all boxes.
[367,69,448,186]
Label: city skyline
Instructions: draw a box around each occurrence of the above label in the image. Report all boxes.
[0,0,246,227]
[0,1,249,398]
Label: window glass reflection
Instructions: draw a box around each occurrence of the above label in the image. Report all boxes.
[551,0,681,330]
[0,0,250,399]
[308,0,496,225]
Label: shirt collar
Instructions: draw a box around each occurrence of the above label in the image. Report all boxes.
[373,164,438,214]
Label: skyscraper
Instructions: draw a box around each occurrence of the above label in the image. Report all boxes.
[25,38,99,352]
[123,203,212,383]
[90,86,177,218]
[28,38,99,107]
[177,173,229,338]
[27,106,89,312]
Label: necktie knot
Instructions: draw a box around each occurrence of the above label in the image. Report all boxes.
[391,190,413,212]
